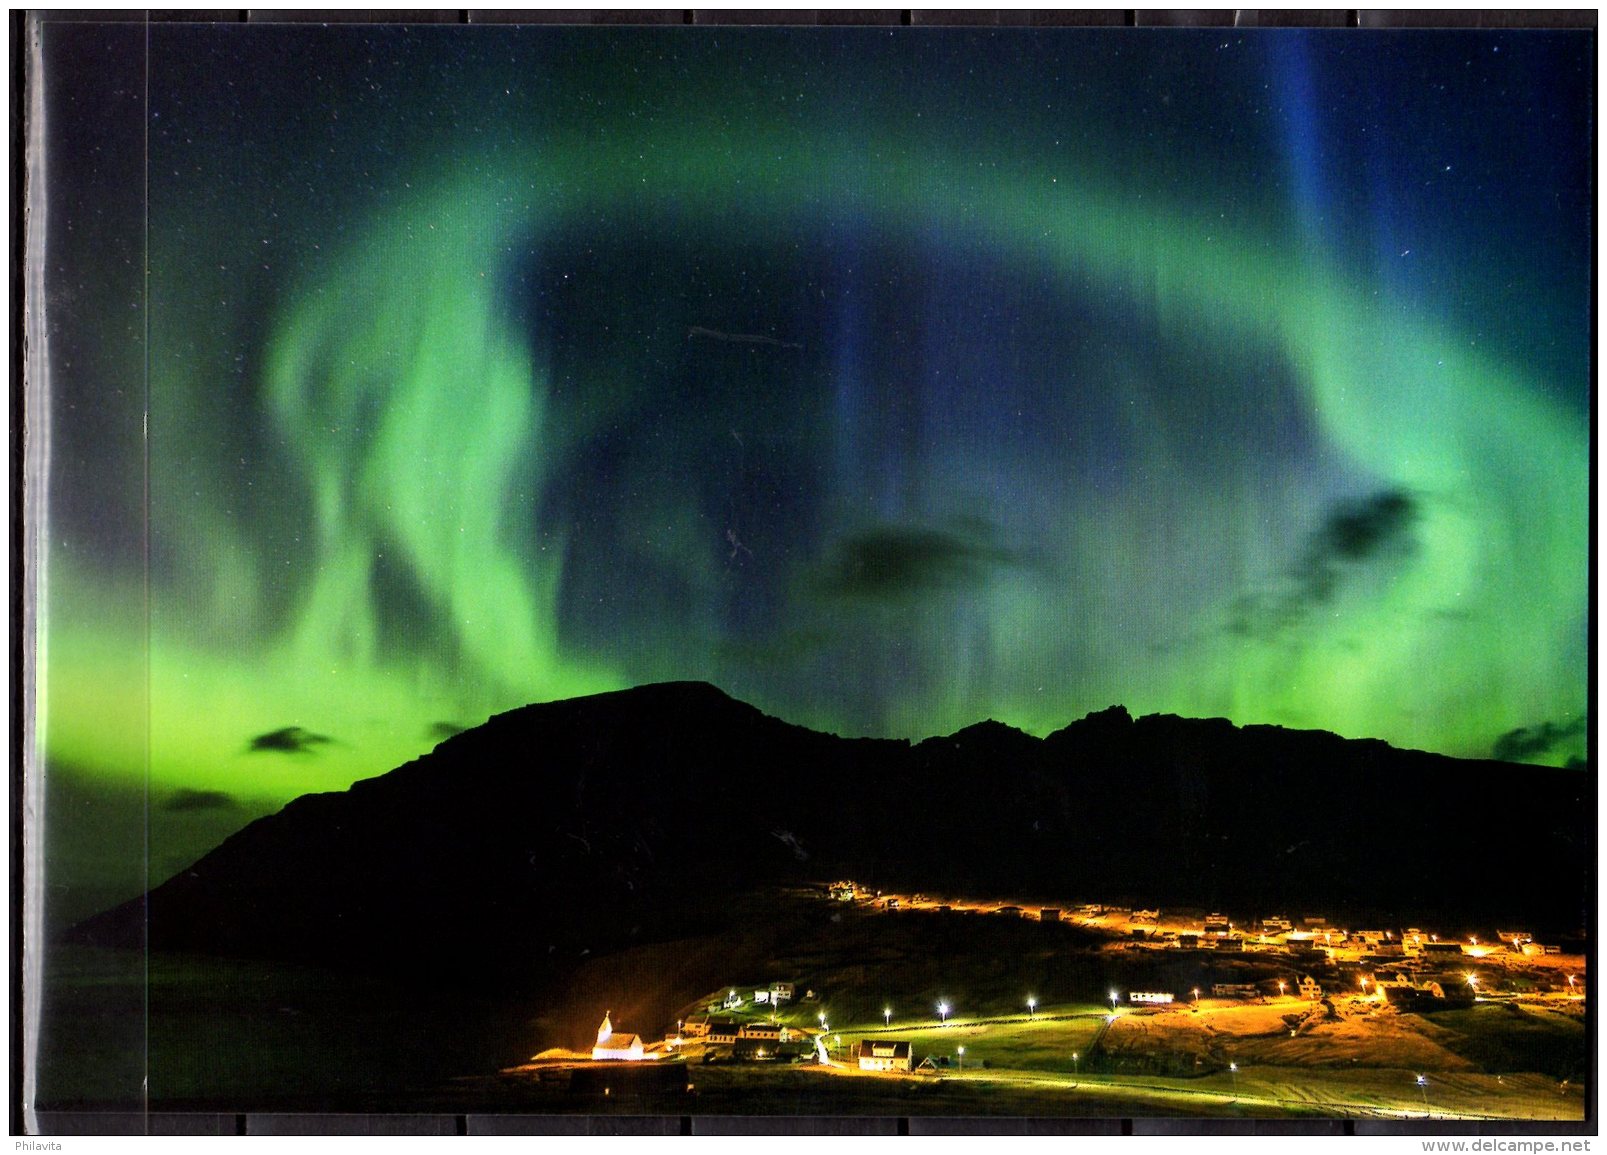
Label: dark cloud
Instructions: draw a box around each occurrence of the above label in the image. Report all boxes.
[1228,490,1418,639]
[428,721,467,741]
[1296,490,1417,604]
[248,726,334,755]
[1492,717,1586,762]
[816,523,1020,602]
[163,788,237,812]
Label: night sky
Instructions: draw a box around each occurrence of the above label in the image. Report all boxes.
[35,24,1592,899]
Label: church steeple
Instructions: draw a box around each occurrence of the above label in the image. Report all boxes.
[597,1011,613,1044]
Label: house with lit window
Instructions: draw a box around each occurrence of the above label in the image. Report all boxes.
[857,1040,912,1072]
[591,1012,645,1061]
[1298,975,1323,1000]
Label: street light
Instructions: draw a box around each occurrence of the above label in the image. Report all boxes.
[1416,1073,1429,1116]
[1192,988,1200,1006]
[1277,980,1287,997]
[884,1006,892,1026]
[937,1001,950,1024]
[1027,996,1037,1019]
[1229,1061,1238,1092]
[1109,990,1119,1012]
[1072,1051,1080,1074]
[957,1045,965,1071]
[1360,976,1370,995]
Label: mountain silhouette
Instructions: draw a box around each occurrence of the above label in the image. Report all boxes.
[71,682,1591,978]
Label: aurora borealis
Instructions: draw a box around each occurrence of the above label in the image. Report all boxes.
[34,23,1591,905]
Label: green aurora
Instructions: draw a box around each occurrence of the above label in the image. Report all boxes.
[33,27,1590,906]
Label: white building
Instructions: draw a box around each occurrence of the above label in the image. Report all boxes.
[1129,991,1174,1004]
[857,1040,912,1072]
[591,1012,645,1061]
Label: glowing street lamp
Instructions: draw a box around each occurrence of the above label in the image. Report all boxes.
[957,1045,965,1071]
[937,1001,950,1024]
[1277,980,1287,997]
[1360,977,1370,995]
[1416,1073,1429,1115]
[818,1011,826,1026]
[1109,990,1119,1011]
[1027,996,1037,1019]
[1465,972,1479,991]
[1192,988,1200,1005]
[1229,1061,1238,1091]
[1072,1051,1080,1074]
[884,1006,892,1026]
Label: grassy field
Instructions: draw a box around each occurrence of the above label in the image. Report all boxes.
[835,1006,1112,1073]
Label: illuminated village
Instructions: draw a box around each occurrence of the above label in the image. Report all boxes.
[504,882,1586,1120]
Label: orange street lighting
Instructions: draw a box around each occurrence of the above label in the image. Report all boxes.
[1360,977,1370,993]
[1469,936,1478,946]
[1192,987,1200,1004]
[1277,980,1287,996]
[1465,973,1479,990]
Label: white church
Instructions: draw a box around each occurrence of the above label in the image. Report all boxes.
[591,1011,646,1062]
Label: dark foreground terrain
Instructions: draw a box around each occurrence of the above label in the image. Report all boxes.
[38,889,1587,1123]
[72,682,1592,986]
